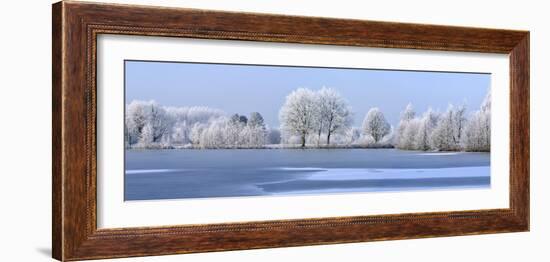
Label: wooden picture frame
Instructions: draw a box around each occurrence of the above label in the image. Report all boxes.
[52,1,529,261]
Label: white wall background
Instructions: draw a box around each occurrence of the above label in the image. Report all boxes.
[0,0,546,261]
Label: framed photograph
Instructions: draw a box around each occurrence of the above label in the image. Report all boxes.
[52,1,529,261]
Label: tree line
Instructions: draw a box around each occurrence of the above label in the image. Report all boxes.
[125,87,490,152]
[125,101,277,149]
[393,97,490,152]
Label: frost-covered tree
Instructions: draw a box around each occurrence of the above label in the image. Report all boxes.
[452,104,467,146]
[314,87,353,145]
[429,103,466,150]
[401,103,416,121]
[199,118,228,149]
[395,103,416,149]
[279,88,317,147]
[147,103,171,143]
[462,111,490,151]
[189,123,206,146]
[243,112,267,147]
[415,108,439,151]
[463,90,491,152]
[164,106,225,145]
[312,88,331,145]
[248,112,266,130]
[401,118,421,150]
[126,100,149,145]
[362,107,390,143]
[171,121,189,145]
[125,100,171,146]
[241,126,266,148]
[139,123,154,145]
[431,105,460,151]
[225,114,244,147]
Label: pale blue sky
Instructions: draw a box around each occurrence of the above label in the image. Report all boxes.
[125,60,490,128]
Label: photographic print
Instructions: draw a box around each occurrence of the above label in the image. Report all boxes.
[53,4,529,259]
[124,61,491,201]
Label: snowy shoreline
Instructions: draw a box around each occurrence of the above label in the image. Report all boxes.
[126,146,491,153]
[127,144,395,150]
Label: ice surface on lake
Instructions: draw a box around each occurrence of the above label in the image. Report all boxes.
[124,149,490,200]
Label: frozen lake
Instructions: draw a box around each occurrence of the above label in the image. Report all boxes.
[125,149,490,201]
